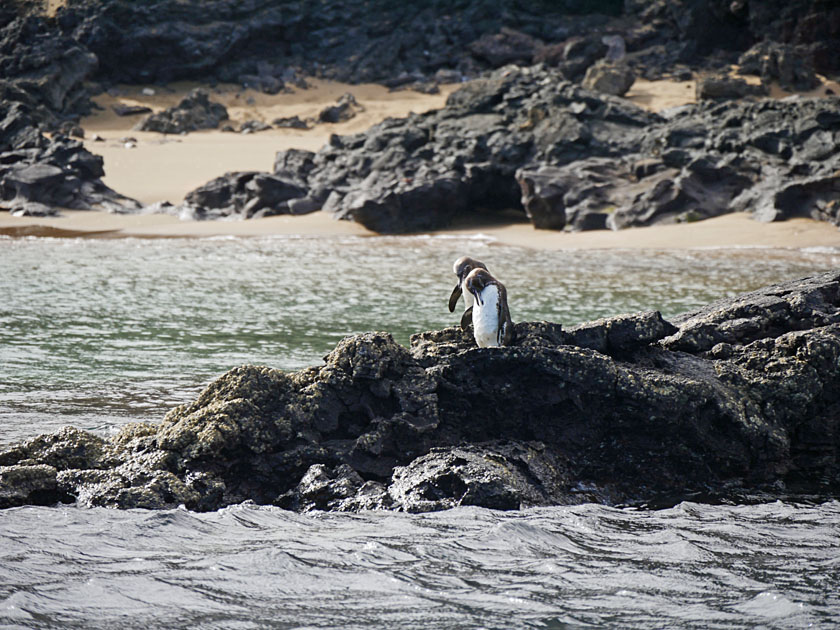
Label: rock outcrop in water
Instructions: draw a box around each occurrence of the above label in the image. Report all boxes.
[2,270,839,512]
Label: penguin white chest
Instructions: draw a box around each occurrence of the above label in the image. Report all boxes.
[462,283,475,310]
[472,286,500,347]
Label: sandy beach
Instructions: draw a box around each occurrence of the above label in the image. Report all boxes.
[2,75,839,250]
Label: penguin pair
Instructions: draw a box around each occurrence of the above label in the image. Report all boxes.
[448,256,513,347]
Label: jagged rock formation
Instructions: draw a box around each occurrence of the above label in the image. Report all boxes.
[135,88,229,134]
[3,1,840,226]
[188,66,840,232]
[263,66,661,232]
[1,271,838,512]
[0,101,140,215]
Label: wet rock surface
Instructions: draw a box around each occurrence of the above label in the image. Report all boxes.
[2,271,838,512]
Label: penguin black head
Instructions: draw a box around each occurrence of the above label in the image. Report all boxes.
[464,267,495,307]
[449,256,488,312]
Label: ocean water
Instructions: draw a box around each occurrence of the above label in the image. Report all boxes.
[1,234,839,629]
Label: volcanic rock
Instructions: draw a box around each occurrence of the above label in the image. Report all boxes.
[317,92,364,124]
[179,170,309,219]
[112,103,152,116]
[695,75,768,100]
[581,59,636,96]
[135,88,228,134]
[468,28,543,68]
[272,116,310,129]
[1,271,838,512]
[0,101,140,215]
[738,41,820,92]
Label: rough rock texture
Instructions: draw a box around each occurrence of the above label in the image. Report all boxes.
[221,67,840,233]
[0,12,98,127]
[317,92,364,124]
[5,0,840,223]
[179,170,311,219]
[263,66,661,233]
[1,271,838,512]
[135,89,228,134]
[0,101,140,215]
[50,0,622,87]
[581,60,635,96]
[738,41,820,92]
[695,75,769,101]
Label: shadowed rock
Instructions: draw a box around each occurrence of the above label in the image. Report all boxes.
[136,89,228,134]
[317,92,364,124]
[696,76,769,101]
[0,102,140,215]
[738,41,820,92]
[175,171,310,219]
[581,59,635,96]
[1,271,839,512]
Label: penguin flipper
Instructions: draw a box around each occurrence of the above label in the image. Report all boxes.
[448,284,462,312]
[460,306,473,330]
[497,285,514,346]
[500,315,514,346]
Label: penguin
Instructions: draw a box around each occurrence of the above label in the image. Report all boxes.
[448,256,488,329]
[463,267,514,347]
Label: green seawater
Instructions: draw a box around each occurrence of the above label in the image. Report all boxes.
[1,234,838,444]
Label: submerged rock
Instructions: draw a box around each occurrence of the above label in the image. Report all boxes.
[1,271,839,512]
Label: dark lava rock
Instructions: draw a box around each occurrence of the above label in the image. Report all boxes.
[135,89,228,134]
[174,60,840,232]
[317,92,364,124]
[738,41,820,92]
[517,166,567,230]
[581,60,636,96]
[387,443,577,513]
[112,103,152,116]
[239,120,272,134]
[0,101,140,215]
[273,65,660,233]
[272,116,310,129]
[0,464,59,509]
[52,0,621,87]
[695,75,769,101]
[468,27,543,68]
[172,62,840,232]
[1,271,839,512]
[179,170,309,219]
[0,13,98,126]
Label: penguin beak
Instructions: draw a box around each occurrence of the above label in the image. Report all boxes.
[448,283,462,312]
[470,287,483,307]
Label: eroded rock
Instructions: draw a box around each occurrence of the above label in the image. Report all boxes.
[1,272,838,512]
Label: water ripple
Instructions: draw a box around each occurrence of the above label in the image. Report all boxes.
[1,502,838,628]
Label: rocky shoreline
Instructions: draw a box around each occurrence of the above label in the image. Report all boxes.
[2,270,838,512]
[2,1,840,231]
